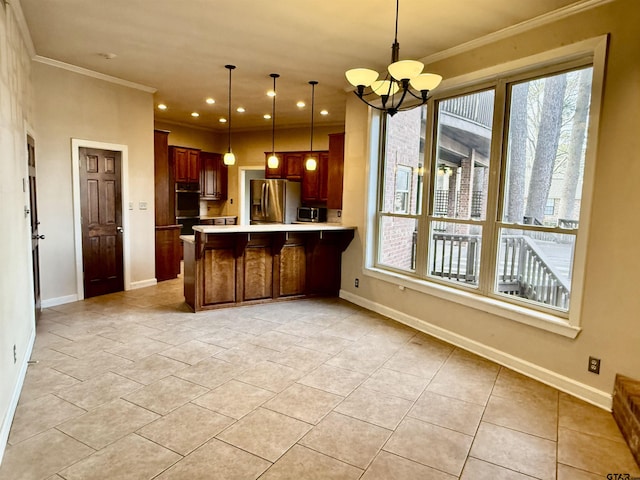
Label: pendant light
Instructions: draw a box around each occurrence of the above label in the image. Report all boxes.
[267,73,280,169]
[305,80,318,171]
[223,64,236,166]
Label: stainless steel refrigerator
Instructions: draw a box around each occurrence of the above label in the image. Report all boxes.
[250,179,301,224]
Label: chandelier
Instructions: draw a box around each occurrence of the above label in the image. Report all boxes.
[345,0,442,116]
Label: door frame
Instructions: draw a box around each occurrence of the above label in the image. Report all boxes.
[71,139,130,300]
[238,166,265,225]
[23,121,38,321]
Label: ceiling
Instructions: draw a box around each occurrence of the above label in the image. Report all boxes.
[20,0,585,132]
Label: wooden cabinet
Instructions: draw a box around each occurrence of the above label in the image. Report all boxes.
[200,151,227,200]
[155,225,182,281]
[327,133,345,209]
[302,152,329,204]
[170,146,200,183]
[264,152,304,181]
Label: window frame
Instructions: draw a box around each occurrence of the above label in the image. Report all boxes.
[364,35,608,338]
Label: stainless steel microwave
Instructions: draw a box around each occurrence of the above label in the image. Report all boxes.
[297,206,327,223]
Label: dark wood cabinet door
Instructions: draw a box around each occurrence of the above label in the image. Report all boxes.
[302,160,320,202]
[187,149,200,183]
[327,133,345,209]
[318,152,329,202]
[265,153,284,179]
[201,152,227,200]
[283,153,303,180]
[172,147,189,183]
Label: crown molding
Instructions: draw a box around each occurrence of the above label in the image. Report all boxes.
[33,55,157,93]
[420,0,613,65]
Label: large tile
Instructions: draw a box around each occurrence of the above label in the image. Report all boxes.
[275,320,326,338]
[557,463,603,480]
[214,343,280,367]
[247,330,303,352]
[217,408,311,462]
[198,327,256,349]
[148,325,204,346]
[557,427,640,477]
[57,398,159,449]
[383,339,451,379]
[123,375,208,414]
[158,339,223,365]
[55,371,142,410]
[483,391,558,440]
[0,429,94,480]
[270,345,331,372]
[174,356,244,388]
[460,457,536,479]
[295,333,354,355]
[59,433,181,480]
[298,364,367,396]
[18,366,80,401]
[261,445,363,480]
[235,360,303,393]
[52,335,120,359]
[469,422,556,480]
[138,403,234,455]
[115,353,188,385]
[361,367,429,401]
[300,412,392,469]
[51,350,134,381]
[492,367,559,405]
[105,335,173,361]
[193,379,274,419]
[362,451,456,480]
[263,383,343,424]
[225,316,281,335]
[335,386,413,430]
[384,417,473,476]
[559,393,626,442]
[409,390,484,436]
[155,438,270,479]
[326,343,396,375]
[8,394,85,445]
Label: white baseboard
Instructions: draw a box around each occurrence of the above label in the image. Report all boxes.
[129,278,157,290]
[41,294,79,308]
[0,327,36,466]
[339,289,612,411]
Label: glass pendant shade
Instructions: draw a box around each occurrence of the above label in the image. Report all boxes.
[305,156,317,171]
[371,79,400,97]
[388,60,424,80]
[267,154,279,169]
[410,73,443,92]
[223,152,236,166]
[345,68,379,87]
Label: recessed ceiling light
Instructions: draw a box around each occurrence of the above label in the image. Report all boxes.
[236,107,246,113]
[320,110,329,115]
[264,114,271,120]
[205,98,215,104]
[157,104,167,110]
[219,118,227,123]
[297,101,305,108]
[267,90,276,97]
[191,112,200,117]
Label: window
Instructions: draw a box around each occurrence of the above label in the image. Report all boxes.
[371,43,602,325]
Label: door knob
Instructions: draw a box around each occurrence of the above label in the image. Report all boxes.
[32,234,45,240]
[117,226,124,233]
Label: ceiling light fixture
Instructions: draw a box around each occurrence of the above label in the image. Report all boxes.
[344,0,442,116]
[206,98,215,105]
[267,73,280,170]
[305,81,318,171]
[157,104,167,110]
[191,112,200,117]
[223,64,236,166]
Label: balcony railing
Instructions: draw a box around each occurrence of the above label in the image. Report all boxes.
[428,233,570,309]
[440,92,494,129]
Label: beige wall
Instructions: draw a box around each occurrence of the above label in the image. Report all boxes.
[33,62,156,300]
[0,1,35,459]
[340,0,640,407]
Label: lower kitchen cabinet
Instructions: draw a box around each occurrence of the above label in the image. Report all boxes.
[155,225,181,281]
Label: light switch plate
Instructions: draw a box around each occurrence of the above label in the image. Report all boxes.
[128,202,133,210]
[139,201,148,210]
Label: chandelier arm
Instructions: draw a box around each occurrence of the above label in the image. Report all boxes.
[406,88,429,101]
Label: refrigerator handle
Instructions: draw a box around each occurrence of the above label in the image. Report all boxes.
[265,183,269,214]
[261,183,266,217]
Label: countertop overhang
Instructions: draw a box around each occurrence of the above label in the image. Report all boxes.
[192,224,355,234]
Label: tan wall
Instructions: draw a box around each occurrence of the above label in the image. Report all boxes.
[33,62,156,300]
[0,1,36,458]
[340,0,640,405]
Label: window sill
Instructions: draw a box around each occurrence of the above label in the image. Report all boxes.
[363,267,581,339]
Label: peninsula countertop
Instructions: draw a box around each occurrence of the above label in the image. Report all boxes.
[192,223,355,234]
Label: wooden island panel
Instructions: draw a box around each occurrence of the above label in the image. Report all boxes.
[183,226,354,312]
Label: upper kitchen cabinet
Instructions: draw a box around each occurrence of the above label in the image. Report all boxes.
[170,146,200,184]
[302,151,329,204]
[327,133,345,209]
[200,151,227,200]
[264,152,304,181]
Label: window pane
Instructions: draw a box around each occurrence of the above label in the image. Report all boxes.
[502,67,593,226]
[427,221,482,286]
[382,108,426,215]
[434,90,494,220]
[378,216,418,271]
[495,228,575,310]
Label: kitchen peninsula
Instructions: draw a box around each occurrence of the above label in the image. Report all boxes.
[182,224,355,311]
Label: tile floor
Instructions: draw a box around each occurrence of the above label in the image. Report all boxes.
[1,277,638,480]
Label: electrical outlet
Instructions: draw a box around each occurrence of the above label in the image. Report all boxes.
[588,356,601,374]
[354,278,359,288]
[337,210,342,218]
[13,344,17,364]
